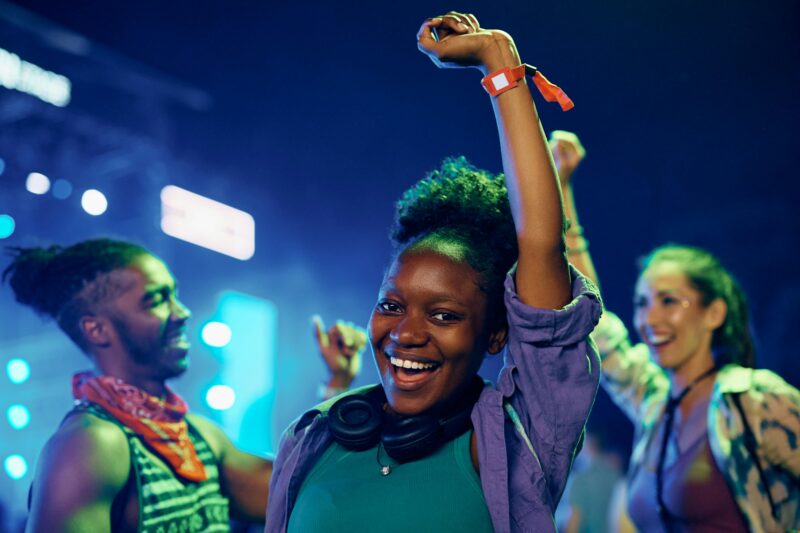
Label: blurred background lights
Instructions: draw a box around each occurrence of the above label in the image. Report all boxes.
[0,214,15,239]
[6,358,30,384]
[201,321,233,348]
[205,385,236,410]
[52,178,73,199]
[4,455,27,480]
[81,189,108,215]
[7,405,30,430]
[0,157,5,176]
[25,172,50,194]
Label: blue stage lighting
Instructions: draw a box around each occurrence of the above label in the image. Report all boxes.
[6,358,30,384]
[0,214,14,239]
[201,321,233,348]
[81,189,108,216]
[52,179,73,199]
[205,385,236,410]
[26,172,50,195]
[3,455,27,480]
[7,405,30,430]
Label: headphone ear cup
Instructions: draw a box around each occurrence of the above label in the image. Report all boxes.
[382,415,442,463]
[328,395,383,451]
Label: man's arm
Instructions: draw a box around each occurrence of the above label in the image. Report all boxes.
[187,414,273,523]
[26,415,130,533]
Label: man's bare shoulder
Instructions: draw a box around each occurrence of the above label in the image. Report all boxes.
[26,410,132,532]
[185,412,230,458]
[42,410,131,490]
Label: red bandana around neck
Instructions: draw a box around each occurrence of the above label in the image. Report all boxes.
[72,371,207,482]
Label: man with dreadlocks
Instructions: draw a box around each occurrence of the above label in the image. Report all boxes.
[3,238,365,532]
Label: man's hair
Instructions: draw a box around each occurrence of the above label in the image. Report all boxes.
[3,238,150,352]
[391,157,518,329]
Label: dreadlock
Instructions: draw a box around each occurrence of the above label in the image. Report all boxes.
[3,238,150,352]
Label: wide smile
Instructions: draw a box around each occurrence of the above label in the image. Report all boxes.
[646,332,674,352]
[384,351,441,391]
[165,330,191,352]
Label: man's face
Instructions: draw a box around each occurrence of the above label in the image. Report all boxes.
[104,254,192,382]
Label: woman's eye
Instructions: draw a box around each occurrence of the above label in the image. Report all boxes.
[632,297,648,309]
[431,311,459,322]
[661,296,678,306]
[378,301,402,313]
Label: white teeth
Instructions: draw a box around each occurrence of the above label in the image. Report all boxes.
[390,356,435,370]
[648,334,672,345]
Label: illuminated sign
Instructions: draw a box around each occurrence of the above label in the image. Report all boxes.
[0,48,71,107]
[160,185,255,260]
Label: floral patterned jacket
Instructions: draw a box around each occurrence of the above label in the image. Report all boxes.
[594,311,800,533]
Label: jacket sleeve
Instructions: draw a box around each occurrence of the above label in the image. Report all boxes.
[592,310,668,423]
[746,371,800,477]
[498,264,602,506]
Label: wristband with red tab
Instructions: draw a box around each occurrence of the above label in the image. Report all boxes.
[481,63,574,112]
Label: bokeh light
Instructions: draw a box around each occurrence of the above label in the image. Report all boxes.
[25,172,50,194]
[0,214,14,239]
[52,179,73,199]
[3,455,27,480]
[201,321,233,348]
[205,385,236,410]
[81,189,108,215]
[7,405,30,430]
[6,358,30,384]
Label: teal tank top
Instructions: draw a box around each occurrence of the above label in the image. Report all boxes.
[288,429,494,532]
[74,403,230,532]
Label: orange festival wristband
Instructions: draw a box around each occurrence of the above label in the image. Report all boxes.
[481,63,574,112]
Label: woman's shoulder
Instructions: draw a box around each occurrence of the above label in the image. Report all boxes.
[282,384,381,441]
[718,365,799,395]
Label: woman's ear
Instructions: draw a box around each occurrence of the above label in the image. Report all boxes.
[487,326,508,355]
[704,298,728,331]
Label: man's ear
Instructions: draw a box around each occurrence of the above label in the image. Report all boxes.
[705,298,728,332]
[79,315,114,349]
[487,326,508,355]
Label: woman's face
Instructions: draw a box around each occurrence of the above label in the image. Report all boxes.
[368,249,496,416]
[633,260,720,374]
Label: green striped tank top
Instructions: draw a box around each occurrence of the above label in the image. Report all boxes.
[74,403,230,532]
[288,429,494,532]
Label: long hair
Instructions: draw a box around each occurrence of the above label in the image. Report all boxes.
[641,245,756,368]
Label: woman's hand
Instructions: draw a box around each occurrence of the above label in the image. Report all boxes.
[417,11,519,74]
[549,130,586,188]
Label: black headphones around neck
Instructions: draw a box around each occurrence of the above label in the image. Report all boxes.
[327,377,484,463]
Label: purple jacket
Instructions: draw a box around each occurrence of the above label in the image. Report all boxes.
[265,266,602,532]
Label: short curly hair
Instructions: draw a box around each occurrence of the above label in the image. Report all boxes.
[391,157,518,328]
[3,238,150,352]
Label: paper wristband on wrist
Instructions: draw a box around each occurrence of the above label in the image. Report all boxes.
[480,63,574,112]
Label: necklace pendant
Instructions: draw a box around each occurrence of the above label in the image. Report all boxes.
[380,465,391,476]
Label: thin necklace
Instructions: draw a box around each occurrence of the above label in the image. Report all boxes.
[656,364,718,531]
[376,442,398,476]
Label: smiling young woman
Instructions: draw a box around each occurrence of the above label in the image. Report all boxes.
[552,131,800,532]
[265,11,602,533]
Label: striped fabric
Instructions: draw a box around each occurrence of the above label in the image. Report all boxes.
[75,402,230,532]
